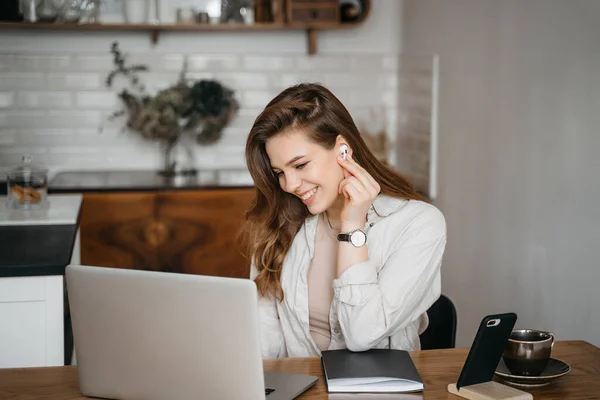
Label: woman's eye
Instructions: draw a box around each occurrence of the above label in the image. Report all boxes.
[274,171,283,178]
[296,162,308,170]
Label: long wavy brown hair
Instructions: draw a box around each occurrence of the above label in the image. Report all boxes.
[242,83,422,300]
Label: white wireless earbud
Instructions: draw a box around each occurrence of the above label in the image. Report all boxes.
[340,144,349,160]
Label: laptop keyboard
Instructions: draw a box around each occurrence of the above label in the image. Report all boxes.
[265,388,276,396]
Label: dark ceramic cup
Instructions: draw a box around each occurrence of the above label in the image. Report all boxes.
[502,329,555,376]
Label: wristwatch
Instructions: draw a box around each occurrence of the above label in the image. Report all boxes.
[337,229,367,247]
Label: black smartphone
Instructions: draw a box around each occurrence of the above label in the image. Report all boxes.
[456,312,517,389]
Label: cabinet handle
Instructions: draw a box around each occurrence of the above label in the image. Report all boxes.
[144,220,168,247]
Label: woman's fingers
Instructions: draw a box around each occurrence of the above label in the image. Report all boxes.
[339,177,369,202]
[341,179,363,202]
[338,155,380,196]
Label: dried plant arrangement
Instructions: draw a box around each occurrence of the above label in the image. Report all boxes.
[104,42,239,176]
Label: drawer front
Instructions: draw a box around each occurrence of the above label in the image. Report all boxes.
[0,301,47,368]
[291,6,338,22]
[0,275,64,368]
[0,276,46,302]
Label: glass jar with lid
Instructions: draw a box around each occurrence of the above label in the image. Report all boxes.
[6,155,48,209]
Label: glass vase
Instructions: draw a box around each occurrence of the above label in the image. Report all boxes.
[159,133,197,177]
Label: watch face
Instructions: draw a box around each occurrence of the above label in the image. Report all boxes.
[350,230,367,247]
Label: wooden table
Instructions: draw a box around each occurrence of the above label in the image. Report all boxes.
[1,341,598,399]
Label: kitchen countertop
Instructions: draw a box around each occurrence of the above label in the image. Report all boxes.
[0,195,82,226]
[0,195,82,277]
[48,169,254,193]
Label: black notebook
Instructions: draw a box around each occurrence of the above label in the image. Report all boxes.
[321,349,424,393]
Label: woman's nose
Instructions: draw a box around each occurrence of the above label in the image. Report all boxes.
[284,172,302,193]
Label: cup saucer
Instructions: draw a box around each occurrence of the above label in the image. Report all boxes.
[494,358,571,387]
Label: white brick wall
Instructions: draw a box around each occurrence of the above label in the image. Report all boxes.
[0,73,46,90]
[0,51,402,180]
[0,92,14,108]
[0,1,437,189]
[396,54,438,198]
[17,92,73,109]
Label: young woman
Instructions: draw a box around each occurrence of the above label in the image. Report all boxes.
[242,83,446,358]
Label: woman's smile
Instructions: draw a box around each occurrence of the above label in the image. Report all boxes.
[299,187,318,204]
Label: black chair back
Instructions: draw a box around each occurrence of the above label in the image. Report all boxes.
[419,294,457,350]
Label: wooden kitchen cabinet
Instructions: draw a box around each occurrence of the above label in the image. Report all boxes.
[80,192,159,271]
[79,188,255,279]
[156,189,254,278]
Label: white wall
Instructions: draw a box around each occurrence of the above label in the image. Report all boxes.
[0,0,402,180]
[403,0,600,347]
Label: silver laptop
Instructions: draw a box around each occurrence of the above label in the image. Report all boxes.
[65,264,318,400]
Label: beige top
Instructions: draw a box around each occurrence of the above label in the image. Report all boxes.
[307,213,339,351]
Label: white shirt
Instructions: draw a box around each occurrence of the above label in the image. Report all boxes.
[250,195,447,359]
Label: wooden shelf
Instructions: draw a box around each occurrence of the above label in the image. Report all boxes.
[0,20,366,54]
[0,21,291,31]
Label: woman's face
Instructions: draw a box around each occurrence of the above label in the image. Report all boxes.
[265,129,345,215]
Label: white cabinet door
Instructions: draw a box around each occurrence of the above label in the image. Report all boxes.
[0,275,64,368]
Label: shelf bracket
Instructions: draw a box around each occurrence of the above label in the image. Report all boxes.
[150,29,160,45]
[307,29,318,55]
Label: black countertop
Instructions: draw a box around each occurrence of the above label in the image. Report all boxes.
[0,223,79,277]
[49,169,254,193]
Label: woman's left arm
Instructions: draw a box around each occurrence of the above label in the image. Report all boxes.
[333,207,446,352]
